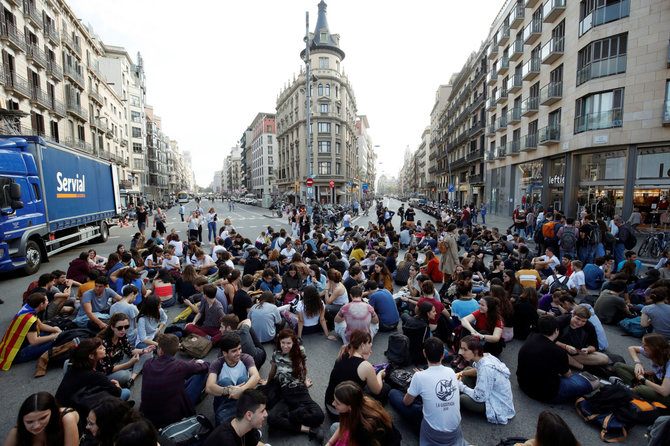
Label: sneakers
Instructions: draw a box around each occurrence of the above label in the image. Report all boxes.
[608,376,625,386]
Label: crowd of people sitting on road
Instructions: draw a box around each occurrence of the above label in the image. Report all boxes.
[1,198,669,445]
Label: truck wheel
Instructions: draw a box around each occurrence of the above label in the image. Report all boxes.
[24,240,42,275]
[96,222,109,243]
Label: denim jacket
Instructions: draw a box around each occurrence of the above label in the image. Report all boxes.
[459,355,515,424]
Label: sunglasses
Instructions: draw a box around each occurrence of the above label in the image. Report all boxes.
[114,325,130,330]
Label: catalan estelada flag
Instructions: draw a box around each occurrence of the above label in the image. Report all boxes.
[0,304,38,370]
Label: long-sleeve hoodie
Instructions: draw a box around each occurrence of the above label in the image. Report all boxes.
[458,354,515,424]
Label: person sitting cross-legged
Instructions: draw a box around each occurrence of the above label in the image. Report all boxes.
[140,334,209,429]
[334,285,379,344]
[203,389,269,446]
[555,305,610,371]
[205,333,260,425]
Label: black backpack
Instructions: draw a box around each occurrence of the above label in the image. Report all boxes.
[549,272,570,293]
[533,219,548,244]
[624,225,637,250]
[586,223,602,245]
[385,333,411,366]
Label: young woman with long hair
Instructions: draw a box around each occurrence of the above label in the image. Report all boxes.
[394,252,415,286]
[3,392,78,446]
[96,313,148,388]
[135,295,167,349]
[370,261,393,293]
[84,398,142,446]
[326,381,399,446]
[614,333,670,404]
[288,285,335,340]
[263,329,325,440]
[324,330,389,417]
[521,411,581,446]
[460,296,505,356]
[503,269,524,300]
[489,285,515,342]
[177,264,198,302]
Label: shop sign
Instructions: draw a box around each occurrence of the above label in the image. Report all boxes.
[548,175,565,185]
[593,135,609,144]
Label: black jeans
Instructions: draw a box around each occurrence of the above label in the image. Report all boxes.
[267,383,324,433]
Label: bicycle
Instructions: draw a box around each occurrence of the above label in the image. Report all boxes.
[638,231,667,258]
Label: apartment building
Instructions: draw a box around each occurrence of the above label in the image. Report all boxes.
[356,115,376,197]
[223,145,243,196]
[427,85,451,201]
[483,0,670,220]
[275,1,359,205]
[248,112,276,201]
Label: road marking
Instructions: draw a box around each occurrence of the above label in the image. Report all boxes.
[110,236,120,239]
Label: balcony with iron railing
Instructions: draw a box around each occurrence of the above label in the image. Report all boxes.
[50,97,66,117]
[498,55,510,75]
[0,68,4,85]
[521,57,540,81]
[522,133,538,151]
[485,150,496,162]
[496,115,508,132]
[469,173,484,184]
[578,0,630,37]
[523,18,542,45]
[510,3,525,28]
[26,44,48,69]
[510,38,524,61]
[664,99,670,126]
[29,85,51,110]
[574,109,623,133]
[510,139,521,154]
[88,88,103,105]
[61,32,82,57]
[496,143,508,158]
[487,42,499,59]
[66,99,88,121]
[576,54,626,86]
[508,106,522,124]
[496,88,508,105]
[469,120,485,136]
[44,23,59,45]
[0,22,27,52]
[487,69,498,86]
[62,136,93,153]
[539,124,560,144]
[466,148,484,162]
[541,36,564,64]
[521,96,539,116]
[507,73,522,93]
[539,81,563,105]
[46,59,63,81]
[543,0,566,23]
[63,64,85,88]
[487,96,497,111]
[498,26,511,45]
[3,69,31,99]
[487,122,496,135]
[23,0,42,28]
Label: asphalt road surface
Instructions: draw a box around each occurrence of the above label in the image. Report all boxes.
[0,198,650,445]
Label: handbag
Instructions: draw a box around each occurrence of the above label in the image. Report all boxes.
[437,241,447,253]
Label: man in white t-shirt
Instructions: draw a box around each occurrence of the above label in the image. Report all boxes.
[342,211,352,229]
[389,337,466,446]
[568,260,588,295]
[532,247,561,277]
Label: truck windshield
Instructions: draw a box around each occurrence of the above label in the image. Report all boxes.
[0,177,12,209]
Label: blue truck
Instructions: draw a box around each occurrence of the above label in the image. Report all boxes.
[0,136,121,274]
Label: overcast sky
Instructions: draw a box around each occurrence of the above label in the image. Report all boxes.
[68,0,503,187]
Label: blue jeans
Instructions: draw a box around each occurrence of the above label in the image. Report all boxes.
[560,249,575,260]
[578,245,596,265]
[389,389,423,426]
[481,214,486,224]
[185,371,208,405]
[13,338,53,364]
[614,243,625,271]
[214,375,249,425]
[120,388,131,401]
[208,222,217,242]
[551,373,592,403]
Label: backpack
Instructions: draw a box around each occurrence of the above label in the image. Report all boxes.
[549,272,570,293]
[542,221,557,239]
[159,414,213,446]
[384,333,411,366]
[180,334,212,359]
[533,223,546,244]
[22,281,39,302]
[385,367,415,392]
[586,223,602,245]
[603,231,616,245]
[559,227,578,251]
[624,227,637,250]
[619,316,647,337]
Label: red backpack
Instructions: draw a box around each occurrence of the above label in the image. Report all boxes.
[22,281,39,302]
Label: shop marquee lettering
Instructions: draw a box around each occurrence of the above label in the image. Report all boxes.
[548,175,565,185]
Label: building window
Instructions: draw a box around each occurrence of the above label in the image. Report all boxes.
[268,166,273,176]
[267,147,273,154]
[336,142,341,154]
[336,163,341,175]
[132,127,142,138]
[318,141,331,153]
[574,88,624,133]
[133,143,142,153]
[579,150,626,181]
[131,111,141,123]
[319,56,329,68]
[267,135,272,144]
[130,95,140,106]
[664,80,670,124]
[318,122,331,133]
[325,84,330,96]
[318,161,331,175]
[318,84,323,95]
[335,124,340,134]
[321,104,329,113]
[577,34,627,85]
[579,0,630,37]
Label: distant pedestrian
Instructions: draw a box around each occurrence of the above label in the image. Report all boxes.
[481,204,487,225]
[179,205,185,222]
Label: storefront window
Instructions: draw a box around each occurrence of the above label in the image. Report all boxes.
[548,157,566,213]
[487,166,510,215]
[516,160,543,212]
[636,147,670,179]
[579,150,626,181]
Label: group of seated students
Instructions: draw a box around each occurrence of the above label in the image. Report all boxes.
[1,203,670,446]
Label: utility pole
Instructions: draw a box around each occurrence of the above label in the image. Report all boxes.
[305,11,313,215]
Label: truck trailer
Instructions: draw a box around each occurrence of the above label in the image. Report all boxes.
[0,136,121,274]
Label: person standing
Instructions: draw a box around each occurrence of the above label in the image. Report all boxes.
[206,208,218,242]
[153,208,166,237]
[397,204,405,225]
[389,337,466,445]
[136,205,148,236]
[480,203,487,225]
[613,216,633,270]
[179,204,185,221]
[439,223,460,284]
[187,211,199,241]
